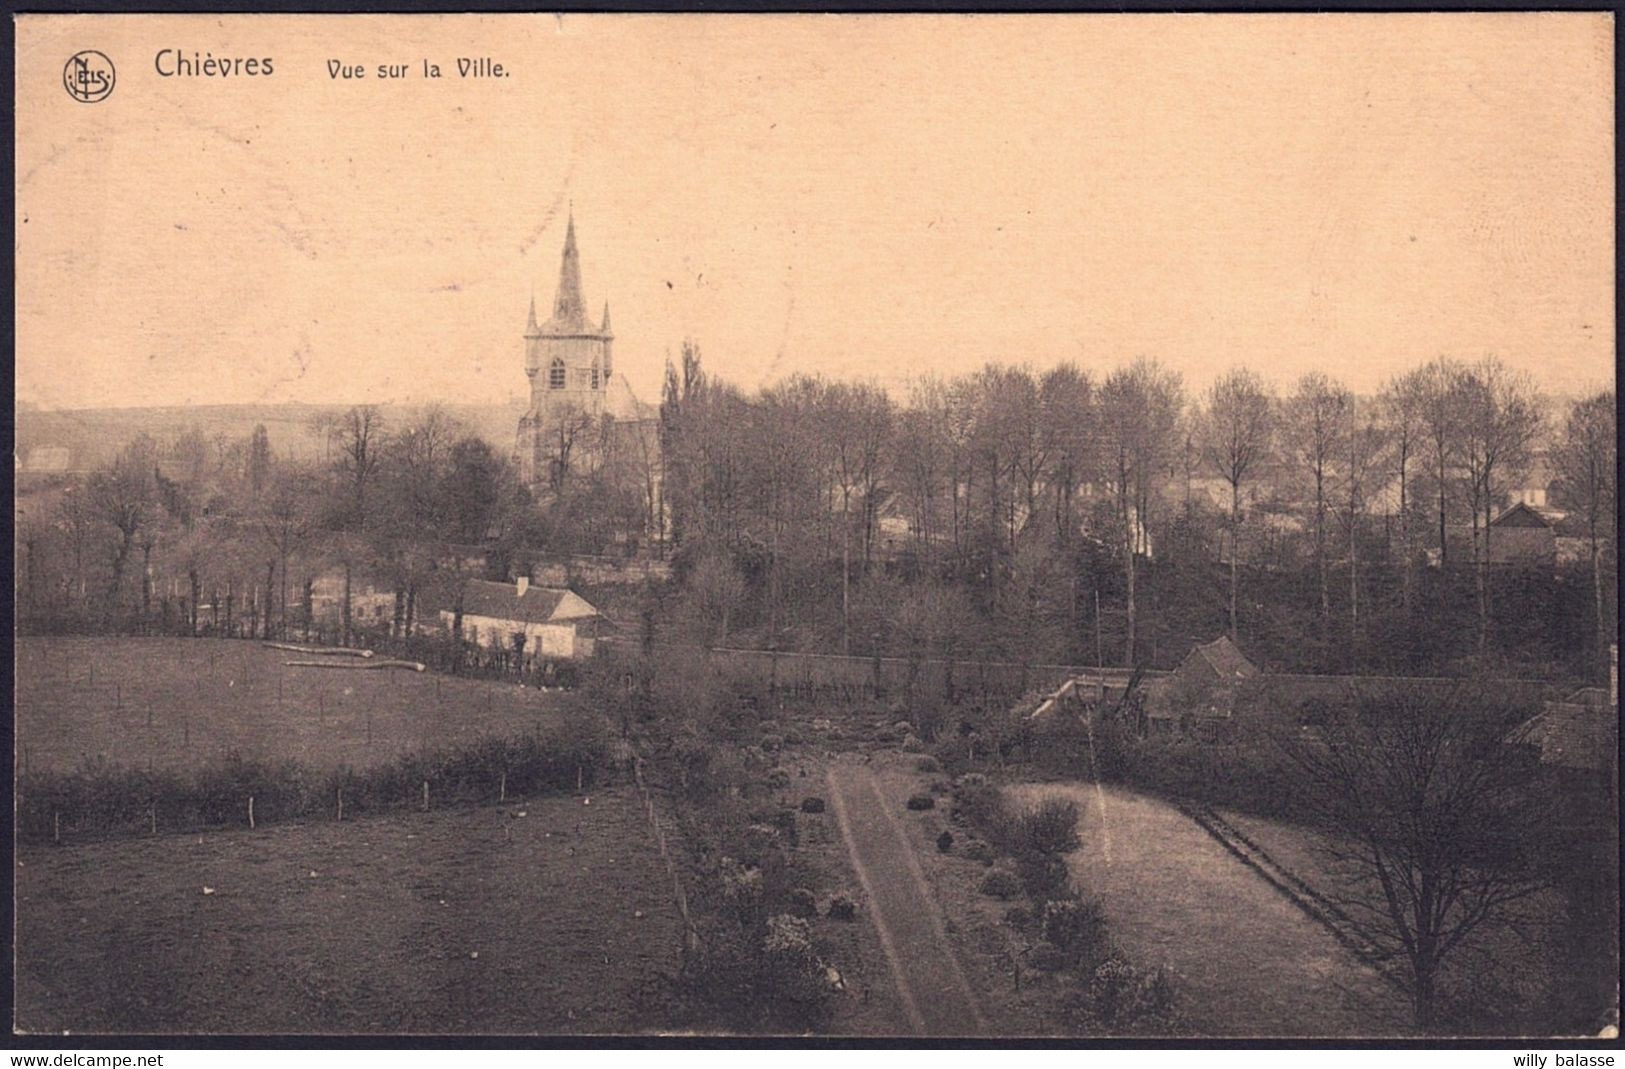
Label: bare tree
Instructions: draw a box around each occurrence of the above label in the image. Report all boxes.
[1200,369,1275,643]
[87,438,159,619]
[1551,389,1617,677]
[1342,403,1389,666]
[820,381,893,654]
[1285,372,1353,629]
[1277,684,1545,1029]
[1381,368,1429,612]
[258,465,317,639]
[1101,359,1182,665]
[1457,359,1541,652]
[1416,358,1466,565]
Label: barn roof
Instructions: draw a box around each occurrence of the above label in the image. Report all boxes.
[1190,635,1260,681]
[1506,699,1617,771]
[1492,502,1556,529]
[457,580,598,623]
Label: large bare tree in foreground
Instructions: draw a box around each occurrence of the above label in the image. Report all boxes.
[1279,685,1545,1030]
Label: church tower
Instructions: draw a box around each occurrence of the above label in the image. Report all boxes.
[516,212,616,490]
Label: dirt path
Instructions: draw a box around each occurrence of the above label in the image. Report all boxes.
[1009,782,1410,1037]
[825,762,987,1037]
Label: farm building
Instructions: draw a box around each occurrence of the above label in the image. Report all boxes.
[1505,683,1617,833]
[1142,635,1261,737]
[1432,503,1561,567]
[1505,685,1616,777]
[442,578,604,659]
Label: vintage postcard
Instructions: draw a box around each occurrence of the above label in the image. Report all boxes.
[13,12,1617,1041]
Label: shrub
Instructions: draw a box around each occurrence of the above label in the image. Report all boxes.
[1041,897,1111,971]
[936,830,954,853]
[1071,955,1182,1033]
[1012,797,1081,856]
[962,839,996,866]
[979,868,1022,899]
[768,808,799,850]
[680,914,834,1032]
[786,887,818,919]
[1003,905,1035,931]
[901,733,925,753]
[761,734,785,753]
[1029,941,1068,973]
[1017,852,1073,905]
[915,755,941,773]
[799,796,826,814]
[826,894,857,921]
[765,767,792,790]
[905,793,935,811]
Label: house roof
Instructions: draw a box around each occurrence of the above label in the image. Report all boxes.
[1492,502,1556,529]
[1189,635,1260,681]
[1506,701,1616,771]
[457,580,598,623]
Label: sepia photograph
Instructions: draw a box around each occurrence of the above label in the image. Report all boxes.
[11,11,1618,1042]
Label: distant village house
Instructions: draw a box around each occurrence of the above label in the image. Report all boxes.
[442,577,604,659]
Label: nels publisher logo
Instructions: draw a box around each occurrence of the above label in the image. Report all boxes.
[63,50,116,103]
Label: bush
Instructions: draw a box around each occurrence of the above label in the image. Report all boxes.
[963,839,996,866]
[1012,797,1081,856]
[765,767,792,790]
[979,868,1022,899]
[1070,955,1182,1033]
[680,914,834,1032]
[799,796,826,814]
[936,829,954,853]
[915,755,941,773]
[1029,941,1068,973]
[905,793,936,811]
[1017,852,1073,905]
[1003,905,1035,931]
[786,887,818,919]
[1042,897,1111,971]
[826,894,857,921]
[901,733,925,753]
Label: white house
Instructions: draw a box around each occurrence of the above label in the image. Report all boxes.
[442,577,603,659]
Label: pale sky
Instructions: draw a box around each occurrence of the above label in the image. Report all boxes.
[15,13,1615,411]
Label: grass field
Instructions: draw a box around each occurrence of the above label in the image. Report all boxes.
[16,638,568,776]
[15,786,683,1035]
[1008,781,1411,1036]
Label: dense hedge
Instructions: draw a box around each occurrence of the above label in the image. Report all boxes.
[17,716,612,845]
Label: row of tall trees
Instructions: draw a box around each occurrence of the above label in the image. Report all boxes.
[658,345,1614,679]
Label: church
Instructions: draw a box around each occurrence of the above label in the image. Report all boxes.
[515,213,657,496]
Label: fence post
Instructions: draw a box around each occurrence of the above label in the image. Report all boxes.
[499,771,507,803]
[337,788,344,822]
[248,795,256,829]
[422,780,430,812]
[149,800,156,836]
[53,810,60,845]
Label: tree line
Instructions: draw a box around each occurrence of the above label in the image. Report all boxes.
[17,350,1615,681]
[657,345,1614,680]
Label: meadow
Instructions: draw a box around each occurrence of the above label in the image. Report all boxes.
[15,787,683,1034]
[16,637,567,777]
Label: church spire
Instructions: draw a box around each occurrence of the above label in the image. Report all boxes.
[526,289,539,333]
[600,301,613,336]
[552,210,586,327]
